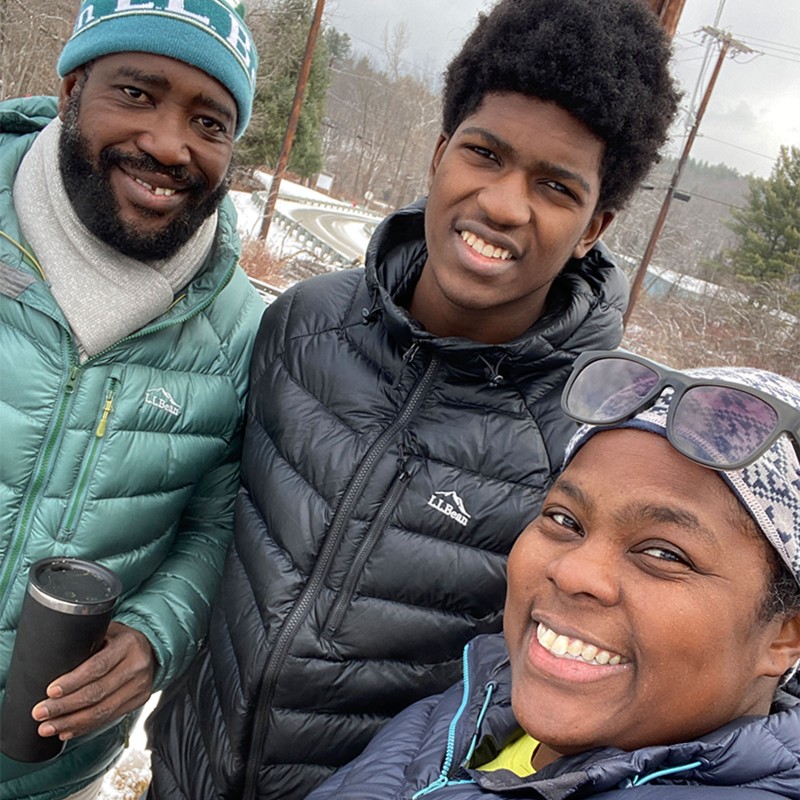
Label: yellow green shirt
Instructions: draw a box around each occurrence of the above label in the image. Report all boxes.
[478,733,539,777]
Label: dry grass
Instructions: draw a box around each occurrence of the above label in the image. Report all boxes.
[238,238,293,288]
[623,291,799,381]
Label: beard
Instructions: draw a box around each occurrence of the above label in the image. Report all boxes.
[58,90,231,261]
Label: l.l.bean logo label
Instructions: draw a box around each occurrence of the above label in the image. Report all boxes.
[144,386,182,417]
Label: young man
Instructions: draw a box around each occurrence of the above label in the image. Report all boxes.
[307,353,800,798]
[0,3,263,798]
[147,1,681,797]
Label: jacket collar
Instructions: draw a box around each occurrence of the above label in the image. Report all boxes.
[459,636,800,798]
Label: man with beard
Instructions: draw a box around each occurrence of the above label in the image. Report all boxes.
[0,3,263,799]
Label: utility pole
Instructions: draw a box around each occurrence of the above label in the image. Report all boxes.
[623,27,754,327]
[258,0,326,240]
[646,0,688,37]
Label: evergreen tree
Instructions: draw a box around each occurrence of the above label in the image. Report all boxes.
[723,145,800,294]
[238,0,345,178]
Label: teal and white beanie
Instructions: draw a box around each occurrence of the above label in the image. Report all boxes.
[57,0,258,138]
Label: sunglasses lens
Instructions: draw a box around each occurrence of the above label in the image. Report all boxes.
[671,385,779,468]
[566,358,660,423]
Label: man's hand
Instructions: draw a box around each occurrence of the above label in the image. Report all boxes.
[31,622,156,741]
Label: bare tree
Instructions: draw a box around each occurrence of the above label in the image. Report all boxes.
[382,21,409,83]
[1,1,77,100]
[607,158,747,279]
[624,285,799,380]
[323,47,438,208]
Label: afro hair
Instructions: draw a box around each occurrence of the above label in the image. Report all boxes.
[442,0,682,212]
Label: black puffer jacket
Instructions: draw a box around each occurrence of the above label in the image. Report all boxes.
[147,200,628,800]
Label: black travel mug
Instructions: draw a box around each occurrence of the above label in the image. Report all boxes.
[0,557,122,762]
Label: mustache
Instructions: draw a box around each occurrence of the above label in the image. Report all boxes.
[100,148,206,191]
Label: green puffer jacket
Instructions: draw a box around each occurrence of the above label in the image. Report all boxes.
[0,97,264,800]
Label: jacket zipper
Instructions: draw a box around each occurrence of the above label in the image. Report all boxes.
[60,378,119,539]
[412,646,496,798]
[0,255,237,614]
[412,643,474,798]
[0,343,79,612]
[243,350,441,799]
[324,464,412,637]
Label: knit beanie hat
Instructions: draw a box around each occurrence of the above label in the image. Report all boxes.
[563,366,800,589]
[57,0,258,138]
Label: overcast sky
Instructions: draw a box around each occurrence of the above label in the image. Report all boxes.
[325,0,800,178]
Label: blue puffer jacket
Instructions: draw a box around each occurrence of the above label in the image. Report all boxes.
[0,97,264,800]
[309,634,800,800]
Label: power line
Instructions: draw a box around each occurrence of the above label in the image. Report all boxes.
[641,184,746,210]
[757,52,800,64]
[733,33,800,54]
[697,135,779,162]
[682,4,726,139]
[673,35,708,49]
[726,31,800,62]
[680,190,745,210]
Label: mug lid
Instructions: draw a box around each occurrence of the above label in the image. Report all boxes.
[27,558,121,615]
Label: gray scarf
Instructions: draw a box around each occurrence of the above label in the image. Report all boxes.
[13,118,216,359]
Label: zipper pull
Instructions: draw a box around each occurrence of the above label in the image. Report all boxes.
[403,342,420,365]
[462,681,497,766]
[393,343,422,389]
[65,365,80,394]
[96,388,115,437]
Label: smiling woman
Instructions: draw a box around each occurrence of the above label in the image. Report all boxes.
[305,355,800,799]
[507,429,792,767]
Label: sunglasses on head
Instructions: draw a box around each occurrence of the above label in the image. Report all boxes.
[562,351,800,471]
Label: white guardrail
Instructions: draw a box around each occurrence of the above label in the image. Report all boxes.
[248,276,284,305]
